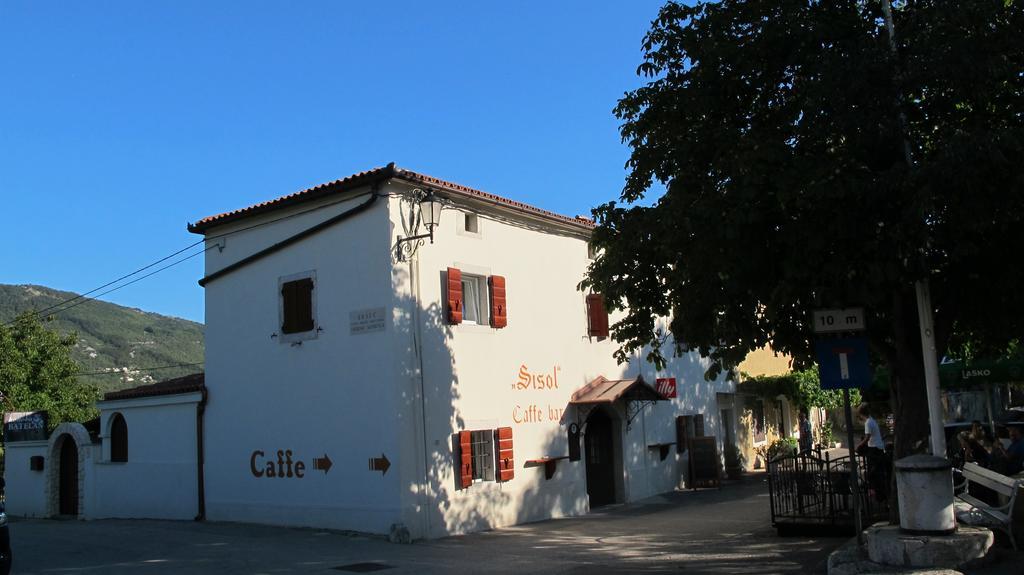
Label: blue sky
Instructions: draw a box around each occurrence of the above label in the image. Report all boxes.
[1,1,666,323]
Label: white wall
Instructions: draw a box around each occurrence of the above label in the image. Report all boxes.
[386,184,735,538]
[92,393,201,520]
[202,189,406,533]
[4,441,49,517]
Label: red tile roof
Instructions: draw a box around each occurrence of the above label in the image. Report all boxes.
[188,163,596,234]
[103,373,205,401]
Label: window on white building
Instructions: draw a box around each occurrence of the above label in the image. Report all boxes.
[470,429,495,481]
[279,271,317,341]
[464,212,479,234]
[456,427,514,488]
[460,274,488,325]
[110,412,128,462]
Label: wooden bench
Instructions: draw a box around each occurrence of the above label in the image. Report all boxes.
[954,462,1023,549]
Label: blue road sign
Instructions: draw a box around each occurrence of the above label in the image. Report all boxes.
[815,337,872,390]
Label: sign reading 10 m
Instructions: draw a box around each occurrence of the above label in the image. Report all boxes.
[812,308,865,334]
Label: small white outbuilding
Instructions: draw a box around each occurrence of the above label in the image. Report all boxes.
[4,375,205,521]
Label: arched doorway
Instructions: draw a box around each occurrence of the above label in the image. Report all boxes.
[58,435,79,516]
[584,409,616,507]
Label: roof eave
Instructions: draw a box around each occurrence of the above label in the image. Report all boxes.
[187,165,596,236]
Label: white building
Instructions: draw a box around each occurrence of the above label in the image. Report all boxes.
[4,375,204,520]
[188,164,737,539]
[5,164,739,539]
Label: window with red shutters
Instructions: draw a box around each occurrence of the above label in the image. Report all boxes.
[586,293,609,337]
[489,275,507,328]
[496,426,514,482]
[458,430,473,489]
[447,267,463,324]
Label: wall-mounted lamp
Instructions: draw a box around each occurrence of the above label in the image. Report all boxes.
[396,190,443,261]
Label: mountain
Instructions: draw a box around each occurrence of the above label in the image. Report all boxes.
[0,284,204,393]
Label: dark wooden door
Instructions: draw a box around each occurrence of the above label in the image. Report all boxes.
[59,436,79,516]
[585,409,616,507]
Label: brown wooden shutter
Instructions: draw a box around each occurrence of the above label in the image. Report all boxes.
[281,278,314,333]
[694,413,705,437]
[458,430,473,488]
[447,267,463,325]
[281,281,297,333]
[586,293,609,337]
[489,275,507,328]
[496,426,514,482]
[676,415,690,454]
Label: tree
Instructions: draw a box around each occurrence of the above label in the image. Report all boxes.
[585,0,1024,458]
[0,312,99,429]
[737,368,859,413]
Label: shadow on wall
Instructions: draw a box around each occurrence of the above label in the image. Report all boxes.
[390,264,588,538]
[387,265,741,538]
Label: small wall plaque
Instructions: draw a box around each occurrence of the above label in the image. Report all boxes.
[349,307,386,335]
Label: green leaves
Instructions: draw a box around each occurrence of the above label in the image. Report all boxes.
[587,0,1024,388]
[738,369,860,411]
[0,312,99,430]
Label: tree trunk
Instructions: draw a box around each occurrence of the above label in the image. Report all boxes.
[889,288,931,460]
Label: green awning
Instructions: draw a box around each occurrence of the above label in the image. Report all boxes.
[872,358,1024,391]
[938,359,1024,387]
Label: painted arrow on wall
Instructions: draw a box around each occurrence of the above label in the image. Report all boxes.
[313,454,332,474]
[369,453,391,475]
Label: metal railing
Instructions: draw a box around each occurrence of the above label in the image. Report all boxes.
[767,450,879,531]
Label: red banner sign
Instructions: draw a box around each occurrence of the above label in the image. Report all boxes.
[655,377,677,399]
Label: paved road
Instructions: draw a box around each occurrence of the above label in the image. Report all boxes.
[13,474,846,574]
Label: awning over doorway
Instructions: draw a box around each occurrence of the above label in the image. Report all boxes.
[569,375,666,405]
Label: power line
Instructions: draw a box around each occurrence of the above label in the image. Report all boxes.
[39,245,216,319]
[78,362,204,376]
[12,239,206,322]
[6,185,376,328]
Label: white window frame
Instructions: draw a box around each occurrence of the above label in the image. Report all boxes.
[459,273,489,326]
[278,270,318,344]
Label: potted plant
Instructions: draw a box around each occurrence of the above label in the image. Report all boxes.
[819,421,839,449]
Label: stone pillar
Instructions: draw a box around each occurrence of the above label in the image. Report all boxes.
[895,454,955,534]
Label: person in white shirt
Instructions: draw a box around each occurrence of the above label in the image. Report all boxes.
[856,404,885,452]
[855,403,889,504]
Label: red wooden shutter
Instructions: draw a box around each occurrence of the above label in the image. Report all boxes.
[586,294,609,337]
[458,430,473,488]
[496,426,514,482]
[489,275,507,328]
[447,267,463,325]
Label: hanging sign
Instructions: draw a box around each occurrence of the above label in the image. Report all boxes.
[4,411,49,442]
[655,377,677,399]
